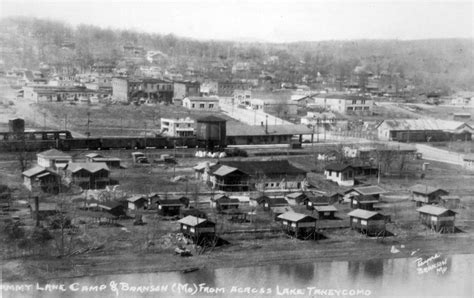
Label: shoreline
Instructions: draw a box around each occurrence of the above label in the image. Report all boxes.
[3,233,474,283]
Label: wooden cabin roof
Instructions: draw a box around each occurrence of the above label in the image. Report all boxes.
[347,209,382,220]
[409,184,447,195]
[314,205,338,212]
[349,185,386,196]
[178,215,214,227]
[277,212,316,222]
[417,205,456,216]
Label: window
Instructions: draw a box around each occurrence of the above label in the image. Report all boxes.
[192,103,195,108]
[200,103,205,109]
[347,107,354,111]
[209,104,214,109]
[352,100,357,104]
[361,99,366,104]
[363,106,369,110]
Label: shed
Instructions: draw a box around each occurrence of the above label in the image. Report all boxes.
[409,184,449,206]
[313,205,338,219]
[277,212,317,239]
[127,195,148,210]
[213,195,240,211]
[97,202,126,217]
[305,195,330,210]
[416,205,456,233]
[439,195,461,209]
[285,192,307,205]
[324,164,355,186]
[344,185,386,201]
[156,199,182,216]
[347,209,386,236]
[178,215,216,241]
[350,195,379,211]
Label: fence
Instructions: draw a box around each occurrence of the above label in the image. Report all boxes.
[415,144,465,166]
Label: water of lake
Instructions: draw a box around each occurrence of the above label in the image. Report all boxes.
[2,254,472,297]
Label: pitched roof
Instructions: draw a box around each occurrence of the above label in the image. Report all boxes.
[286,192,305,200]
[417,205,456,216]
[409,184,447,195]
[378,119,472,132]
[219,160,305,177]
[351,185,386,196]
[193,162,216,171]
[325,163,353,172]
[352,195,379,203]
[22,166,48,177]
[186,96,219,102]
[178,215,210,226]
[213,165,241,177]
[157,199,182,206]
[127,195,147,203]
[314,205,338,212]
[277,212,316,222]
[66,162,110,173]
[270,206,294,214]
[226,124,313,137]
[37,149,72,158]
[347,209,381,219]
[85,153,103,159]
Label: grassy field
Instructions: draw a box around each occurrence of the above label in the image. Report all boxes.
[33,102,239,137]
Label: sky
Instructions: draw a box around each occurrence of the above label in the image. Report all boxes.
[0,0,472,43]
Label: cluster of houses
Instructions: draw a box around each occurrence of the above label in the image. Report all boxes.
[22,149,121,193]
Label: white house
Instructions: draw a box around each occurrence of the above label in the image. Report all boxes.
[312,94,373,115]
[37,149,72,170]
[160,117,195,137]
[182,97,219,111]
[324,164,355,186]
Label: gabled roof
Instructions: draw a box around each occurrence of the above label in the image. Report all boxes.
[193,162,216,171]
[409,184,447,195]
[325,163,353,172]
[417,205,456,216]
[212,165,242,177]
[98,201,123,210]
[377,119,473,132]
[178,215,211,226]
[347,209,382,219]
[22,166,48,177]
[218,160,305,177]
[37,149,72,159]
[314,205,338,212]
[127,195,148,203]
[352,195,379,203]
[85,153,103,159]
[286,192,306,200]
[350,185,386,196]
[277,212,316,222]
[66,162,110,173]
[270,206,294,214]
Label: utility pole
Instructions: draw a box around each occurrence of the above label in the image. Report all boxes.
[43,112,46,130]
[86,111,91,137]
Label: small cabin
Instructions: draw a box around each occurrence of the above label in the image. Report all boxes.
[277,212,317,239]
[416,205,456,233]
[97,202,126,217]
[256,196,289,211]
[285,192,307,205]
[350,195,379,211]
[344,185,386,202]
[439,195,461,209]
[347,209,386,236]
[313,205,338,219]
[85,153,121,169]
[127,195,148,210]
[409,184,449,206]
[214,195,240,211]
[178,215,216,241]
[156,199,182,216]
[324,164,354,187]
[305,196,330,210]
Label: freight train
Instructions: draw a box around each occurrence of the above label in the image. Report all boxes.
[0,130,206,152]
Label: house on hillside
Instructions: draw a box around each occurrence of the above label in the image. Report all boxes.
[22,166,61,193]
[305,195,331,210]
[462,154,474,170]
[256,196,289,211]
[344,185,386,202]
[409,184,449,206]
[376,119,473,142]
[97,202,126,217]
[64,162,111,189]
[417,205,456,233]
[213,195,240,212]
[313,205,338,219]
[126,195,148,210]
[348,209,386,236]
[324,164,355,186]
[277,212,317,239]
[37,149,72,170]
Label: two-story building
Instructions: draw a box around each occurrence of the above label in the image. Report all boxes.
[64,162,111,189]
[160,117,195,137]
[182,97,219,111]
[313,94,373,115]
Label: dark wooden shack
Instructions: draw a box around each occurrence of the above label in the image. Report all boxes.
[350,195,379,211]
[214,195,240,211]
[305,196,330,210]
[157,199,182,216]
[313,205,338,219]
[178,215,216,242]
[97,202,126,217]
[417,205,456,233]
[256,196,289,211]
[348,209,386,236]
[409,184,449,206]
[277,212,317,239]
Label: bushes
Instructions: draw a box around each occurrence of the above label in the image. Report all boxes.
[3,220,25,240]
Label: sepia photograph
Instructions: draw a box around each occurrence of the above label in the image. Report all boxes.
[0,0,473,297]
